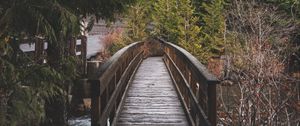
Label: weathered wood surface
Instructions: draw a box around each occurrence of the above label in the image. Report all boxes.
[158,38,219,126]
[117,57,189,126]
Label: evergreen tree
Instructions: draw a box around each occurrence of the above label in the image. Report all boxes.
[201,0,225,58]
[152,0,180,42]
[152,0,207,62]
[0,0,135,125]
[176,0,206,61]
[125,0,153,41]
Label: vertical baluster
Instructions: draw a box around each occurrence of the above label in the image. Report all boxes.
[113,73,117,114]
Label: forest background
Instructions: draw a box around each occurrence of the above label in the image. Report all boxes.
[0,0,299,125]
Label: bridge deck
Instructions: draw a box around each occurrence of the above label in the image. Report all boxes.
[117,57,189,126]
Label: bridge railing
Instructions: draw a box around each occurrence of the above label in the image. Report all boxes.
[86,38,219,126]
[88,41,145,126]
[158,38,219,126]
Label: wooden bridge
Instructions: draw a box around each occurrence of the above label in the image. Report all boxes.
[76,38,219,126]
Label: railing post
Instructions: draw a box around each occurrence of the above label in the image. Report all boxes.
[87,61,102,126]
[207,83,217,126]
[91,80,101,126]
[87,61,102,78]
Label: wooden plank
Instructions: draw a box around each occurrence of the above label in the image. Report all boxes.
[118,123,185,126]
[116,57,188,126]
[122,106,183,109]
[117,123,185,126]
[122,103,182,107]
[120,109,185,114]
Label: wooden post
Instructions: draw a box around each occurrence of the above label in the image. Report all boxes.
[87,61,102,79]
[91,80,101,126]
[207,84,217,126]
[81,36,87,75]
[87,61,102,126]
[35,38,44,63]
[69,37,76,56]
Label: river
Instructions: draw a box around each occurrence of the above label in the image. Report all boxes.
[68,115,91,126]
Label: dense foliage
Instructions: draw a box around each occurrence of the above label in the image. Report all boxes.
[122,0,227,63]
[123,0,300,125]
[123,0,211,62]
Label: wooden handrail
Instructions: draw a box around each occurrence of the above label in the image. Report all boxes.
[87,38,219,126]
[88,41,145,126]
[157,38,219,126]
